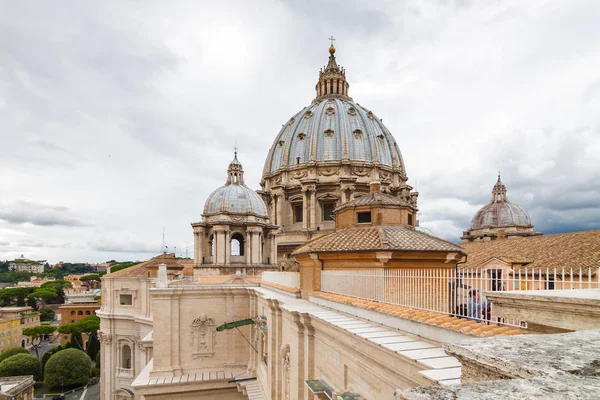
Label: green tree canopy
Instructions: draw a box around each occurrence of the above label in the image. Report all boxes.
[0,347,29,364]
[39,307,55,322]
[30,288,58,308]
[44,348,92,388]
[58,315,100,351]
[23,325,58,359]
[0,353,41,380]
[40,280,72,290]
[79,274,101,282]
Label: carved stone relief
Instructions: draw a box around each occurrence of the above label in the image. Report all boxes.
[351,167,370,177]
[318,168,339,176]
[281,344,291,400]
[190,314,216,358]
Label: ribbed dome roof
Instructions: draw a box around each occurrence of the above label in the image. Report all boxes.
[263,98,405,176]
[203,185,267,217]
[470,175,533,230]
[203,152,268,217]
[470,202,532,230]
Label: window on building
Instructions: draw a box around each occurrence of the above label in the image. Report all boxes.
[78,311,83,316]
[231,233,245,256]
[85,310,91,315]
[71,311,76,316]
[357,212,372,224]
[71,320,75,323]
[546,277,555,290]
[209,235,214,256]
[294,204,303,223]
[119,294,133,306]
[323,203,335,221]
[408,213,413,226]
[7,324,10,328]
[122,344,132,369]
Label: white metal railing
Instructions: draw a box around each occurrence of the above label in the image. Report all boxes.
[321,267,600,328]
[261,271,300,288]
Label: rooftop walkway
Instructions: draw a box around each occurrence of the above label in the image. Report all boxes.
[256,287,463,386]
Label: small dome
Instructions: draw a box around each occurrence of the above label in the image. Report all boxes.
[203,185,267,217]
[470,202,532,230]
[469,175,533,230]
[203,152,268,217]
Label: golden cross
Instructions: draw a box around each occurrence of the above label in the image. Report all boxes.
[329,36,335,46]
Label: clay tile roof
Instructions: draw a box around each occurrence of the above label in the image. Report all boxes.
[107,253,185,278]
[460,230,600,272]
[293,226,465,255]
[311,291,521,338]
[144,253,185,270]
[261,281,301,294]
[107,261,150,278]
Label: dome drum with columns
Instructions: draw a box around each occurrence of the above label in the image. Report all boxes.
[461,175,541,242]
[259,43,418,262]
[191,153,278,274]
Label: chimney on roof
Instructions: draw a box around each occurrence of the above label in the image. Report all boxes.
[370,181,381,193]
[157,263,168,288]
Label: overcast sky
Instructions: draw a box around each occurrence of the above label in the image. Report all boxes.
[1,0,599,263]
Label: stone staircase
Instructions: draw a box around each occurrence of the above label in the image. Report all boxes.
[238,379,266,400]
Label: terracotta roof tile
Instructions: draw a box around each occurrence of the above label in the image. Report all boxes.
[311,291,521,338]
[460,230,600,273]
[293,226,465,255]
[261,282,301,294]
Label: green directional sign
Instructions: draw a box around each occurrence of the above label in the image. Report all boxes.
[216,318,256,332]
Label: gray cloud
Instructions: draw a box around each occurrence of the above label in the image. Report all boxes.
[0,0,599,261]
[0,201,90,228]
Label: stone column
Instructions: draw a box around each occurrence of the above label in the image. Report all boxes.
[225,229,231,265]
[246,230,253,266]
[269,232,277,265]
[275,194,283,227]
[302,190,308,230]
[310,190,317,230]
[215,228,227,265]
[252,230,261,265]
[213,230,218,265]
[193,231,200,265]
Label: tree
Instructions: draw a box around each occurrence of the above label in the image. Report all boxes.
[23,325,57,360]
[44,348,92,388]
[58,315,100,353]
[0,347,28,364]
[79,274,101,282]
[94,351,100,368]
[30,288,57,308]
[39,307,55,322]
[42,345,63,375]
[40,280,72,303]
[0,353,41,380]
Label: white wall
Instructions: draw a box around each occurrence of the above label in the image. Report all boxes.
[261,271,300,288]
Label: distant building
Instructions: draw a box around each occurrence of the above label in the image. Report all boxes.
[0,306,40,350]
[0,375,34,400]
[8,255,45,274]
[57,302,100,347]
[15,276,56,288]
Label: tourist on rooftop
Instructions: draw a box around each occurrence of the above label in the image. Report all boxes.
[467,290,489,322]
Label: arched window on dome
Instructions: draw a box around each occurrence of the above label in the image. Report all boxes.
[209,235,214,257]
[231,233,245,256]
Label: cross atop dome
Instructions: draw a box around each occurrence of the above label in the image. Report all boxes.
[315,38,351,101]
